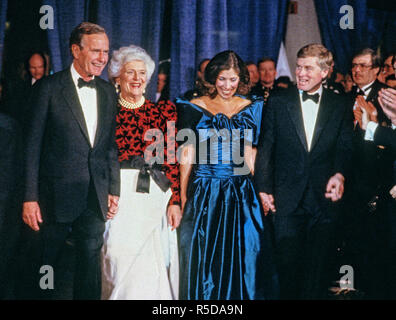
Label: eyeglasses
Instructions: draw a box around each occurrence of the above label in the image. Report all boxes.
[351,63,373,70]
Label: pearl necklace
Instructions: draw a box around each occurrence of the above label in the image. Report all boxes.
[118,95,145,109]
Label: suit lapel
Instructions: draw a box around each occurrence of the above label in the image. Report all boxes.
[61,70,91,146]
[366,80,379,103]
[310,89,334,151]
[93,79,108,148]
[287,87,308,152]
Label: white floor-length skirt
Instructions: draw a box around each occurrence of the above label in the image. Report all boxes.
[101,169,179,300]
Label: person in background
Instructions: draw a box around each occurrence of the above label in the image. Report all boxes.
[323,60,344,94]
[250,57,277,104]
[357,86,396,298]
[1,51,49,126]
[182,58,210,101]
[156,60,170,102]
[246,61,259,87]
[341,72,355,93]
[274,76,293,89]
[377,53,395,84]
[344,48,391,299]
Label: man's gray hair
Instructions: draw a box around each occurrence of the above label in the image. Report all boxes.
[108,45,155,83]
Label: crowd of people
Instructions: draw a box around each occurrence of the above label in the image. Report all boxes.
[0,21,396,300]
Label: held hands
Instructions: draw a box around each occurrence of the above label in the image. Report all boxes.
[107,194,119,220]
[325,173,345,202]
[22,201,43,231]
[167,204,182,231]
[259,192,276,216]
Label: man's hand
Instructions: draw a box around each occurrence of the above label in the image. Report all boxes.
[22,201,43,231]
[325,173,345,202]
[379,88,396,126]
[107,194,119,220]
[167,204,182,231]
[258,192,276,216]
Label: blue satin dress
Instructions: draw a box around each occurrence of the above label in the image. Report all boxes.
[177,96,279,300]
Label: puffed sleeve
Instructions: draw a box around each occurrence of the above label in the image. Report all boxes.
[157,100,180,206]
[244,96,264,147]
[175,98,203,131]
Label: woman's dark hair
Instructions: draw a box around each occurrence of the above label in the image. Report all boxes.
[197,50,250,98]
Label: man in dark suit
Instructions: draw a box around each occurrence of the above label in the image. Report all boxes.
[22,22,120,300]
[359,87,396,298]
[1,52,48,127]
[345,48,391,298]
[250,57,278,105]
[0,113,23,299]
[254,44,353,299]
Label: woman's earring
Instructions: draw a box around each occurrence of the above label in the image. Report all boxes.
[115,83,120,94]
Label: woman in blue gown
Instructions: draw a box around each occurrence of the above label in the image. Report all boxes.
[177,51,279,300]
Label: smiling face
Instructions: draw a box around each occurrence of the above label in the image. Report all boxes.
[72,33,109,80]
[295,56,328,93]
[116,60,147,102]
[215,68,240,100]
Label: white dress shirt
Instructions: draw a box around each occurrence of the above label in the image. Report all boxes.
[299,86,323,151]
[70,63,98,147]
[364,121,396,141]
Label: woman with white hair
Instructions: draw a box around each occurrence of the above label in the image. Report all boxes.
[101,45,182,299]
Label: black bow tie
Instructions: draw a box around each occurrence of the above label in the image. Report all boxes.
[78,77,96,89]
[302,91,320,104]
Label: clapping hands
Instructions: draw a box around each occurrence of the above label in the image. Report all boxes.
[355,95,377,130]
[378,88,396,126]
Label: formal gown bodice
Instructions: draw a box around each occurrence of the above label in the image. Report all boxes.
[177,96,262,178]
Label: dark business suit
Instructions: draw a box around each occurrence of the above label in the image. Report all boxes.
[0,113,23,299]
[254,86,353,299]
[343,80,391,298]
[368,124,396,298]
[23,68,120,299]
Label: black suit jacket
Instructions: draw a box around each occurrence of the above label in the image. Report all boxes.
[24,68,120,223]
[254,86,353,217]
[347,80,391,204]
[0,113,23,297]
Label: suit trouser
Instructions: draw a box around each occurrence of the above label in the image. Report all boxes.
[38,185,105,300]
[273,187,336,299]
[382,198,396,299]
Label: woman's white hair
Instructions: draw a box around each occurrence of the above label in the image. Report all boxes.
[108,45,155,83]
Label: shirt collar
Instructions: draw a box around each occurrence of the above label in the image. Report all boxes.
[360,80,375,93]
[70,63,95,88]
